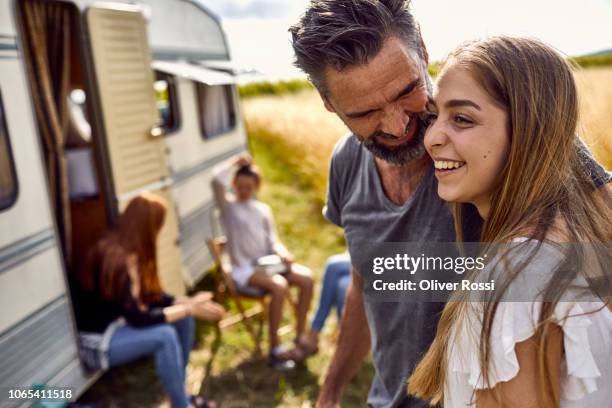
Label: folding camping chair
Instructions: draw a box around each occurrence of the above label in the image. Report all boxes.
[207,237,296,355]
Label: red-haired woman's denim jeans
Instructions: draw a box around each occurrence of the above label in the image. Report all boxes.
[107,317,195,408]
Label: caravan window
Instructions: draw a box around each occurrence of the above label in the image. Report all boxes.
[154,72,181,135]
[197,84,236,139]
[0,90,18,211]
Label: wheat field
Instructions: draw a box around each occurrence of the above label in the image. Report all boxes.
[242,67,612,201]
[242,90,346,202]
[574,67,612,170]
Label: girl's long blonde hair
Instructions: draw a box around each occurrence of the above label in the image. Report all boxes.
[408,36,611,406]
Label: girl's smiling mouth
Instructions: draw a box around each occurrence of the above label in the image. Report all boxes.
[432,158,466,177]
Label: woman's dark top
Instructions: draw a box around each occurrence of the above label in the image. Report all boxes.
[71,249,175,333]
[73,284,175,333]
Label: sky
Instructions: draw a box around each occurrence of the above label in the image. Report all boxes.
[197,0,612,80]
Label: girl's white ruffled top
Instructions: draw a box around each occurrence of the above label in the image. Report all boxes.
[445,241,612,407]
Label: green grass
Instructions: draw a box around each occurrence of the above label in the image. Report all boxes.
[79,129,373,407]
[251,132,346,266]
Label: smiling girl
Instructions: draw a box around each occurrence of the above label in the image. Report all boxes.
[408,37,612,407]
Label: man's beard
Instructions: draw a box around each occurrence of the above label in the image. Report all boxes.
[359,115,427,166]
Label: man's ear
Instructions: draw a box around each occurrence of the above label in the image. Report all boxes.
[321,93,335,113]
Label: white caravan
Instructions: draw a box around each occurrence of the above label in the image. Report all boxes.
[0,0,247,402]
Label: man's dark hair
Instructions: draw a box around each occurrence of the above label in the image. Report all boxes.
[289,0,423,92]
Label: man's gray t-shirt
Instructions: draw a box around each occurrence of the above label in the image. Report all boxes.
[324,134,458,408]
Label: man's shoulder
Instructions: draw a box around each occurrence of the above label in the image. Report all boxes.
[331,132,362,161]
[324,133,364,226]
[330,133,366,180]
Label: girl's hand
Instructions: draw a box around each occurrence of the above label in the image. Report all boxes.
[281,253,295,266]
[234,154,252,167]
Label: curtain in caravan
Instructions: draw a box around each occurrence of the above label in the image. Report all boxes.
[202,85,232,137]
[21,0,73,265]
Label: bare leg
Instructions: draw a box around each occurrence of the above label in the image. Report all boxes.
[247,271,288,350]
[285,263,314,338]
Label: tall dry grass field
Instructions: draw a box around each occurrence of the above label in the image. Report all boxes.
[242,67,612,200]
[242,91,347,202]
[575,67,612,170]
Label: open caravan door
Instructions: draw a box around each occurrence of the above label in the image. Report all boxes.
[86,4,185,294]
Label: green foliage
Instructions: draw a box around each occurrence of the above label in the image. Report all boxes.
[240,64,443,97]
[570,53,612,68]
[238,53,612,99]
[239,79,315,98]
[428,53,612,79]
[428,62,441,78]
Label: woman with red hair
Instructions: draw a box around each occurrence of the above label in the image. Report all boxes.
[75,193,223,408]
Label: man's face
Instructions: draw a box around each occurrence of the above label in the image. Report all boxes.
[323,36,430,165]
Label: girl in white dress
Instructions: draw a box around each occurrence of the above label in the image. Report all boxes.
[408,36,612,407]
[211,155,315,369]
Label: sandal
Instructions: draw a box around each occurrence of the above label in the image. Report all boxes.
[275,340,317,362]
[294,337,318,361]
[268,346,296,371]
[281,346,307,362]
[190,394,217,408]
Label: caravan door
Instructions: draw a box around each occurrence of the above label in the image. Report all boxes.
[85,4,185,294]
